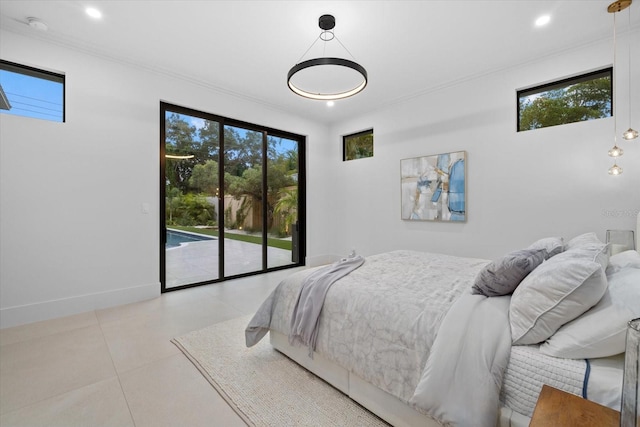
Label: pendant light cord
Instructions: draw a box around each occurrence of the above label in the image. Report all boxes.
[295,33,358,64]
[628,7,633,126]
[334,35,358,61]
[613,11,618,143]
[295,36,322,64]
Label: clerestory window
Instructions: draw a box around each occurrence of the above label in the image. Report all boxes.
[0,60,65,123]
[517,68,612,132]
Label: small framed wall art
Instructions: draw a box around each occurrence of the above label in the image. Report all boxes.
[400,150,466,222]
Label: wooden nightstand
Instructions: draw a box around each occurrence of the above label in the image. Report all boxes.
[529,384,620,426]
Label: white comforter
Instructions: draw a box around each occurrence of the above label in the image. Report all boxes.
[247,250,513,426]
[410,293,512,426]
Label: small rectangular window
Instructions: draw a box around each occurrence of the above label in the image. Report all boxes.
[0,60,65,122]
[517,68,612,132]
[343,129,373,161]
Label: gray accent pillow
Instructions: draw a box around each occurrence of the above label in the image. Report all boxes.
[527,237,564,259]
[471,248,547,297]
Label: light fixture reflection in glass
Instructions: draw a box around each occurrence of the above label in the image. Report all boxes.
[165,154,194,159]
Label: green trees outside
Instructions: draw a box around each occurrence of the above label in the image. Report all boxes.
[165,113,299,236]
[274,188,298,235]
[190,160,219,196]
[344,130,373,161]
[518,76,611,131]
[165,191,216,226]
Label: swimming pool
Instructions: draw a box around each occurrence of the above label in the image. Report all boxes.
[166,229,215,248]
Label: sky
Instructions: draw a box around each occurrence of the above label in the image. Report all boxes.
[173,112,297,156]
[0,69,64,122]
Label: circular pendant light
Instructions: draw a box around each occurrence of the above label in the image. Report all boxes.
[287,15,368,101]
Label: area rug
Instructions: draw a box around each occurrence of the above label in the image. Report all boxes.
[172,315,389,427]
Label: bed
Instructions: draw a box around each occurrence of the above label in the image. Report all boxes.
[246,219,640,426]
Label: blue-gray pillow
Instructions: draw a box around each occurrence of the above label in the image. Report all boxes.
[527,236,564,259]
[471,248,547,297]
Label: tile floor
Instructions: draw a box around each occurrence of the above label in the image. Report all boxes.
[0,268,302,427]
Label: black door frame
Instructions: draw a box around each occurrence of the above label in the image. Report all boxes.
[159,101,306,293]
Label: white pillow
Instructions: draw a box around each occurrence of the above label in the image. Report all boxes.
[566,232,603,250]
[561,243,610,270]
[606,250,640,275]
[540,266,640,358]
[510,251,608,345]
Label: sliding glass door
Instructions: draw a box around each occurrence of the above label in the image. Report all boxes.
[267,134,301,268]
[163,110,221,288]
[222,124,264,277]
[160,103,304,291]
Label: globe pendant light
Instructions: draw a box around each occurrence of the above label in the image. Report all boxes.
[287,15,368,101]
[609,162,623,175]
[607,1,629,174]
[623,127,639,140]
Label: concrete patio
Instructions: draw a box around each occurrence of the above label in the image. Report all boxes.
[165,236,295,288]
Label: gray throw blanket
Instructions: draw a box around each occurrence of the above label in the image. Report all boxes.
[288,255,365,356]
[245,255,364,352]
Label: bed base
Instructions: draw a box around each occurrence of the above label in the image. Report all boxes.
[270,330,530,427]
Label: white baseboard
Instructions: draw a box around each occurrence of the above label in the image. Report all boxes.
[0,282,160,329]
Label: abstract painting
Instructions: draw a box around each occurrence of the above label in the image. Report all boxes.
[401,151,466,222]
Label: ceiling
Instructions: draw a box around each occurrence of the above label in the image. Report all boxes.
[1,0,638,124]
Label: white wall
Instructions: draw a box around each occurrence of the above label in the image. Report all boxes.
[2,29,639,328]
[324,36,640,260]
[0,30,327,328]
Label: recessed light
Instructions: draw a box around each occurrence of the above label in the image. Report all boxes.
[535,15,550,27]
[86,7,102,19]
[327,101,335,107]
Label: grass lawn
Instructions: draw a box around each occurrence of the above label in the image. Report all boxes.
[169,226,292,250]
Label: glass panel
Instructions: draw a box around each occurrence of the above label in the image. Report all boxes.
[161,102,304,292]
[606,229,636,255]
[165,112,220,288]
[621,318,640,427]
[344,129,373,161]
[517,69,612,132]
[268,135,299,268]
[223,125,264,276]
[0,64,64,122]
